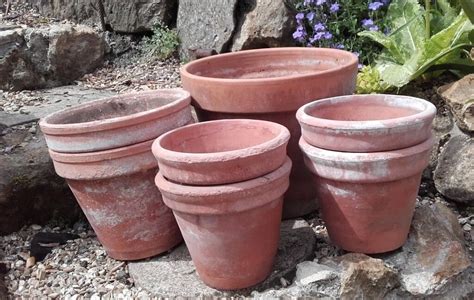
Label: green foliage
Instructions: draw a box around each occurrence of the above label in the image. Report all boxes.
[359,0,474,91]
[356,65,391,94]
[143,23,179,60]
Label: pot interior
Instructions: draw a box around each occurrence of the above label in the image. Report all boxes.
[185,49,354,80]
[306,95,425,121]
[160,121,282,154]
[46,92,182,125]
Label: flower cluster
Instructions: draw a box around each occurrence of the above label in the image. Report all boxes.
[292,0,391,65]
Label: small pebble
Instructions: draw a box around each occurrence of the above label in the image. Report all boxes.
[463,224,472,231]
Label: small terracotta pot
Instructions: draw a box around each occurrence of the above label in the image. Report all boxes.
[181,47,358,218]
[155,158,292,290]
[297,94,437,152]
[40,89,192,153]
[299,136,434,253]
[152,119,290,185]
[49,140,182,260]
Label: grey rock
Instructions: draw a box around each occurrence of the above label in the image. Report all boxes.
[0,86,114,235]
[434,133,474,204]
[0,24,105,91]
[129,219,316,297]
[28,0,178,33]
[439,74,474,133]
[177,0,239,60]
[325,253,399,300]
[384,203,472,297]
[231,0,295,51]
[295,261,337,285]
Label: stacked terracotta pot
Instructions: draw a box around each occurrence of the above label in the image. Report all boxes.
[181,47,359,219]
[151,119,292,290]
[39,89,194,260]
[297,94,436,254]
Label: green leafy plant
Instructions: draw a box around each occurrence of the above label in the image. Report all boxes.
[358,0,474,91]
[356,65,391,93]
[143,23,179,60]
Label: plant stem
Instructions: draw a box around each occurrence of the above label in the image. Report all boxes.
[425,0,431,39]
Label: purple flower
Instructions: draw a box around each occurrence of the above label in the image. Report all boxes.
[323,32,333,40]
[334,43,345,49]
[381,0,390,5]
[361,18,374,28]
[369,1,384,11]
[353,51,360,57]
[316,0,326,5]
[306,12,315,21]
[313,22,326,31]
[293,25,307,41]
[310,32,325,43]
[330,3,340,13]
[369,25,379,31]
[304,0,315,5]
[358,63,364,70]
[296,13,305,21]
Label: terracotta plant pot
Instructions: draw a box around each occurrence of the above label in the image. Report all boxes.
[297,95,436,253]
[155,158,292,290]
[300,137,434,253]
[152,119,290,185]
[297,94,437,152]
[40,89,192,153]
[181,47,358,218]
[49,140,182,260]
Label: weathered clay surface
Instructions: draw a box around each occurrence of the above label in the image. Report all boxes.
[40,89,193,153]
[28,0,178,33]
[0,86,114,235]
[439,74,474,133]
[128,219,316,296]
[231,0,295,51]
[0,24,104,91]
[384,203,472,297]
[434,133,474,204]
[152,119,290,185]
[177,0,239,59]
[297,94,436,152]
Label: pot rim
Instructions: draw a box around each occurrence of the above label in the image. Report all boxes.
[39,89,191,135]
[156,157,292,198]
[152,119,291,163]
[49,139,154,164]
[299,135,434,163]
[296,94,436,131]
[180,47,359,85]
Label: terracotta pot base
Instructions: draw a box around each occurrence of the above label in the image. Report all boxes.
[315,174,421,253]
[173,198,283,290]
[67,169,182,260]
[194,109,316,219]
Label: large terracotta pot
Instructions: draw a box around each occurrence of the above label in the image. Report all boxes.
[39,89,192,153]
[181,47,358,218]
[155,158,292,290]
[297,94,437,152]
[152,119,290,185]
[49,140,182,260]
[297,95,436,253]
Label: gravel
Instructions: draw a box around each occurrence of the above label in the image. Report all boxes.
[1,221,153,298]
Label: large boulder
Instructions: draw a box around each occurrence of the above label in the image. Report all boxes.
[434,132,474,205]
[0,24,105,91]
[439,74,474,133]
[177,0,239,59]
[231,0,295,51]
[28,0,178,33]
[0,86,115,234]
